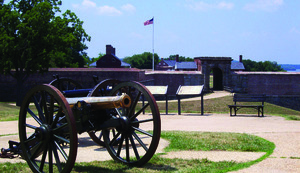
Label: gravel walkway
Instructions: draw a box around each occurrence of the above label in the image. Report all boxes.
[0,91,299,172]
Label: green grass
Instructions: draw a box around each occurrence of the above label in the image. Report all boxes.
[1,95,300,122]
[0,102,38,121]
[156,95,300,120]
[0,131,275,173]
[0,133,18,137]
[0,102,20,121]
[160,131,274,152]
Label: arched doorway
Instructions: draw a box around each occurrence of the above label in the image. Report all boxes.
[195,57,232,91]
[212,67,223,90]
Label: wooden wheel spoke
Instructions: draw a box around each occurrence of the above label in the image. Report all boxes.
[54,134,70,144]
[98,131,103,140]
[51,107,62,128]
[41,91,50,123]
[131,118,153,125]
[53,123,68,134]
[25,123,38,130]
[54,141,68,161]
[24,135,37,144]
[48,143,53,173]
[132,127,153,137]
[27,108,42,126]
[115,108,122,117]
[57,116,66,124]
[132,132,148,152]
[130,103,150,121]
[125,135,130,162]
[117,134,125,157]
[33,95,46,123]
[128,91,142,118]
[39,144,48,172]
[129,134,140,160]
[47,95,54,124]
[109,131,121,146]
[52,142,63,172]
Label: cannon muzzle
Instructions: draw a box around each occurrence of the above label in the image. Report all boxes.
[66,94,131,110]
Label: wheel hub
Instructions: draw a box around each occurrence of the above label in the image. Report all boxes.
[119,116,131,133]
[35,124,52,142]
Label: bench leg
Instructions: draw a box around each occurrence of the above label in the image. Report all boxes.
[230,107,232,116]
[262,107,264,117]
[234,107,237,116]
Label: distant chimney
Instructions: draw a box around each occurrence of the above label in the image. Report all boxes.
[106,45,116,55]
[239,55,243,62]
[161,57,164,61]
[175,54,179,62]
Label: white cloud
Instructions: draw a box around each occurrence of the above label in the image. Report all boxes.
[121,4,136,13]
[185,0,234,11]
[82,0,96,8]
[244,0,284,12]
[290,27,300,35]
[97,5,122,16]
[72,0,136,16]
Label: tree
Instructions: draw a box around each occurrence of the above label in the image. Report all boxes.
[0,0,90,105]
[86,53,105,67]
[242,59,285,72]
[123,52,159,69]
[167,55,194,62]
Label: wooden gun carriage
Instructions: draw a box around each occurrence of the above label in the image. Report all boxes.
[13,78,161,173]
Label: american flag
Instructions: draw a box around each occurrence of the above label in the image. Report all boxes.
[144,18,153,26]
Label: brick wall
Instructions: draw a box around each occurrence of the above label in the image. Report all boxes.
[267,95,300,111]
[2,68,300,106]
[0,68,145,102]
[232,72,300,95]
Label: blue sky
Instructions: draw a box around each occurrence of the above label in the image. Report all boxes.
[59,0,300,64]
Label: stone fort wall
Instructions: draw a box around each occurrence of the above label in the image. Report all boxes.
[231,72,300,95]
[1,68,300,111]
[0,68,204,102]
[231,71,300,111]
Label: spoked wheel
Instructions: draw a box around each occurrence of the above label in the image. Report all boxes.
[19,84,78,173]
[103,81,161,166]
[87,79,120,146]
[49,78,82,94]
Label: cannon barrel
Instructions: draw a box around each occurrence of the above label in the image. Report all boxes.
[66,94,131,110]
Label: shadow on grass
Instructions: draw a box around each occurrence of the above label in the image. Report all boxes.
[73,161,178,173]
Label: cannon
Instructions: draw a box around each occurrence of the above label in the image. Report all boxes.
[49,77,123,146]
[17,80,161,173]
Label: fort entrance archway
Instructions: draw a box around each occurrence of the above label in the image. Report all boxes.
[195,57,232,91]
[212,67,223,90]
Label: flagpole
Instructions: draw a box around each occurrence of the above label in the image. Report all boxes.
[152,17,154,71]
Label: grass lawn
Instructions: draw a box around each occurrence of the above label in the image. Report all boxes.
[1,94,300,121]
[156,95,300,120]
[0,131,275,173]
[0,102,20,121]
